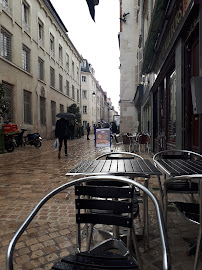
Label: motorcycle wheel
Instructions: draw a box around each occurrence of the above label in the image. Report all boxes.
[5,141,15,152]
[34,140,41,148]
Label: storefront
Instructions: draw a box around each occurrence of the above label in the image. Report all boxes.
[142,0,201,153]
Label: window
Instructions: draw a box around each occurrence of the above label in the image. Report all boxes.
[50,33,55,58]
[77,67,79,81]
[38,57,44,81]
[82,76,86,82]
[40,96,46,125]
[77,89,79,103]
[83,121,87,130]
[168,70,176,143]
[66,53,69,71]
[50,67,55,87]
[72,85,75,99]
[81,60,86,68]
[1,27,12,61]
[51,101,56,126]
[2,81,13,121]
[24,90,32,124]
[59,45,63,65]
[60,104,64,113]
[72,61,74,77]
[66,80,69,96]
[59,74,63,92]
[82,90,87,99]
[22,1,30,32]
[22,44,30,72]
[83,106,87,114]
[38,19,44,46]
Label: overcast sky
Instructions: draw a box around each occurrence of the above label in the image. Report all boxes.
[50,0,120,112]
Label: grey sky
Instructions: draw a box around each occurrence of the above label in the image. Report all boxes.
[50,0,120,112]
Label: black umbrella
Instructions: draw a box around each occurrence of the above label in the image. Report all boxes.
[56,112,75,121]
[102,122,111,128]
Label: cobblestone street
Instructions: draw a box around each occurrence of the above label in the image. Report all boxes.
[0,135,201,269]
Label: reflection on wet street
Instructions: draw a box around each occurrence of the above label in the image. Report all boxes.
[0,135,201,269]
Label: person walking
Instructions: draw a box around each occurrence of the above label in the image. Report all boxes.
[55,118,69,159]
[86,123,90,140]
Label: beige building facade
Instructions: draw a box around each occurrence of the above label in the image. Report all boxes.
[81,59,117,131]
[0,0,82,139]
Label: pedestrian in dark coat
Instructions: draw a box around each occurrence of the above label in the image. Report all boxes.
[55,118,69,159]
[86,123,90,140]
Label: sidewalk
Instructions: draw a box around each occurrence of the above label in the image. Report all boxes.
[0,135,201,269]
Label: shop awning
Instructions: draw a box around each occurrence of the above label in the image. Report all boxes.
[134,84,143,106]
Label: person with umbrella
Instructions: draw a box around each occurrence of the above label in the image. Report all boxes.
[55,113,74,158]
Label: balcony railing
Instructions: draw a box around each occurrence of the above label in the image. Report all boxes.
[22,20,30,33]
[2,0,12,14]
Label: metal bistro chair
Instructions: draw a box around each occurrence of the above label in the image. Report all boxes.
[137,134,150,153]
[153,150,202,208]
[7,175,170,270]
[163,175,202,270]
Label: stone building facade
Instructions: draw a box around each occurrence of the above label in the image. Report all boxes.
[119,0,139,134]
[0,0,82,139]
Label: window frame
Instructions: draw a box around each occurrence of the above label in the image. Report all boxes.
[50,67,55,88]
[82,90,87,99]
[66,80,69,96]
[51,100,56,126]
[22,1,30,32]
[1,27,12,61]
[38,19,44,46]
[22,44,30,72]
[40,96,46,125]
[59,74,63,92]
[24,90,32,125]
[59,44,63,65]
[72,85,75,100]
[83,106,87,114]
[38,57,44,81]
[50,33,55,58]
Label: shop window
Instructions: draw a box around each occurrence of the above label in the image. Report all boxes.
[168,70,176,143]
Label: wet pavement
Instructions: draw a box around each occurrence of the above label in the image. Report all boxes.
[0,134,201,269]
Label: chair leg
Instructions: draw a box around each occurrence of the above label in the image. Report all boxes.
[132,229,143,270]
[193,227,202,270]
[163,189,168,225]
[86,224,94,251]
[157,176,164,209]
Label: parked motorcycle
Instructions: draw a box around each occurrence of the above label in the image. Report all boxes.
[26,132,42,148]
[14,129,42,148]
[4,134,15,152]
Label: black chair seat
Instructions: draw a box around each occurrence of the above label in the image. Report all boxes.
[51,251,139,269]
[166,181,198,193]
[174,202,199,223]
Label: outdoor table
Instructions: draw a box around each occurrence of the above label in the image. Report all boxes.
[66,158,162,246]
[153,158,202,177]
